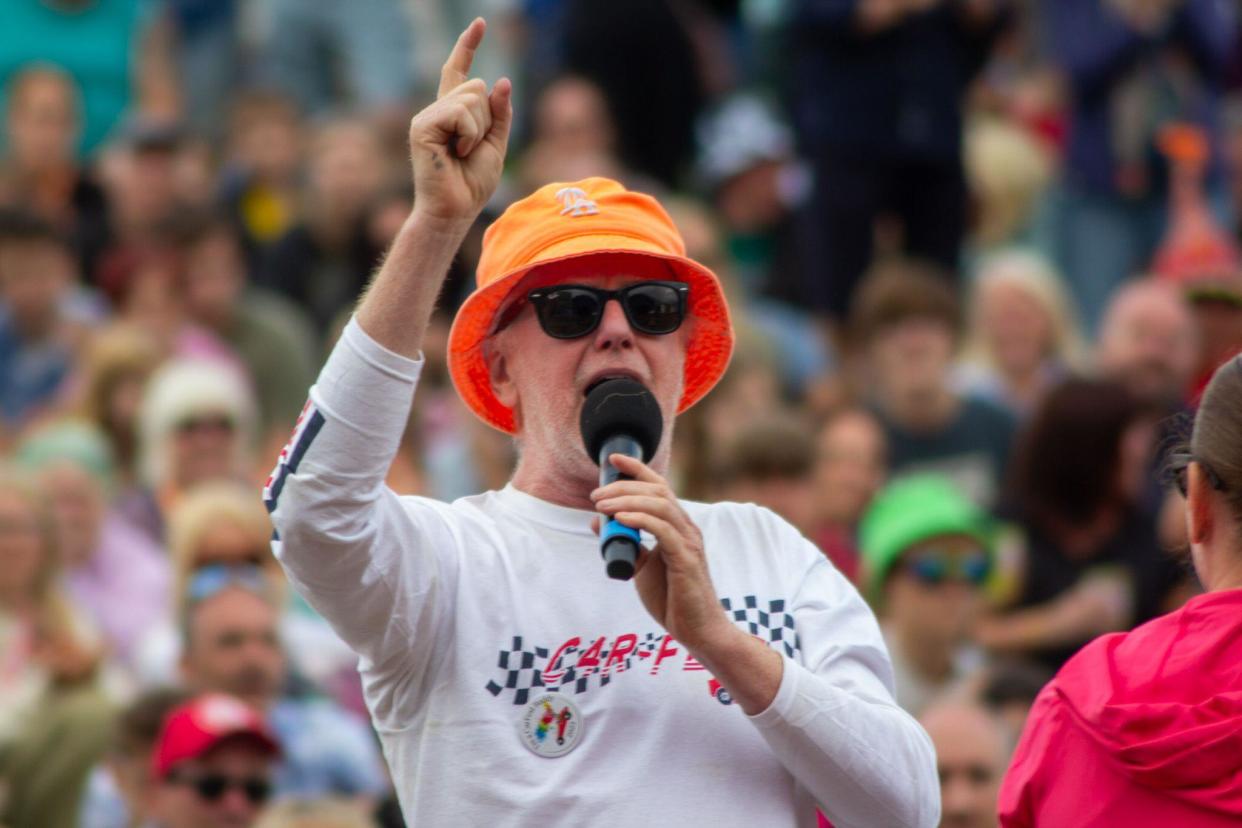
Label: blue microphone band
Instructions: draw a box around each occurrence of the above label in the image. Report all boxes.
[601,520,640,580]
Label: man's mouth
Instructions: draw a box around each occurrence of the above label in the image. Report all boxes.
[583,372,643,397]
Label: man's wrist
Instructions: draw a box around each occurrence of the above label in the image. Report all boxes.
[685,617,753,670]
[687,621,784,716]
[408,204,479,241]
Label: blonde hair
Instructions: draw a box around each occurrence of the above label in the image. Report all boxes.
[137,358,258,490]
[166,481,278,611]
[964,249,1089,372]
[78,324,164,426]
[965,118,1053,246]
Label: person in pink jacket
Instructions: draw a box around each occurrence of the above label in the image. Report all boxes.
[998,353,1242,827]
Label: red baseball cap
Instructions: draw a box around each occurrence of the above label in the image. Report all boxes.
[153,694,281,779]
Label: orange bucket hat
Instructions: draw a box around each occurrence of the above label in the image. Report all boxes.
[447,177,734,434]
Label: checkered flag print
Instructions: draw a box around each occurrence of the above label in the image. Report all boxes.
[720,595,801,659]
[483,599,799,704]
[484,636,549,706]
[485,632,675,704]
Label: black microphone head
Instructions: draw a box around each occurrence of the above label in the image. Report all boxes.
[579,378,664,464]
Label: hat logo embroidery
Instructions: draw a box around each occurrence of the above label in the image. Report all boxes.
[555,187,600,217]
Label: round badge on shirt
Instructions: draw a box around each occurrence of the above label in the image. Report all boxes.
[518,692,582,758]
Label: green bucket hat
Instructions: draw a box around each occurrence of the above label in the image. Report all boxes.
[859,474,994,604]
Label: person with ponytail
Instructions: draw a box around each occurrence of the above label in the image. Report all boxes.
[999,355,1242,826]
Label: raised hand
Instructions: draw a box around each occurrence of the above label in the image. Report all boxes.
[409,18,513,226]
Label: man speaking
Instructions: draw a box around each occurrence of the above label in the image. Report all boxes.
[265,19,938,827]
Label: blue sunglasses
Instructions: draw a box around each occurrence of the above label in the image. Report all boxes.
[903,551,991,587]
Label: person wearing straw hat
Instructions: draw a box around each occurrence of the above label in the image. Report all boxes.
[264,18,936,827]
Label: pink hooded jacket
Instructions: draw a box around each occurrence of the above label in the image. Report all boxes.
[999,589,1242,827]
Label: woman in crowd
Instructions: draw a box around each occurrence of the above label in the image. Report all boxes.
[1000,355,1242,826]
[17,419,169,671]
[811,406,888,583]
[977,377,1179,671]
[0,471,114,828]
[134,356,259,539]
[132,482,356,705]
[959,249,1087,418]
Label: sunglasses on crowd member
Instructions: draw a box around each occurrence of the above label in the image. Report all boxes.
[186,563,269,605]
[1168,452,1228,499]
[174,413,236,436]
[903,550,991,587]
[168,770,272,806]
[502,281,689,339]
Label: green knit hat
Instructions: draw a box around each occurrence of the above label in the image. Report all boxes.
[859,474,994,604]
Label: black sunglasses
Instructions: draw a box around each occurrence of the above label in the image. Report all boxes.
[1168,451,1228,498]
[170,771,272,805]
[513,281,689,339]
[174,414,235,436]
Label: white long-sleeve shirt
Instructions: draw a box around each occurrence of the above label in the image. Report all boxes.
[266,318,939,827]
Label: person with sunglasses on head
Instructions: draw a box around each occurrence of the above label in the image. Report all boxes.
[859,475,996,716]
[149,693,281,828]
[264,18,937,828]
[999,355,1242,827]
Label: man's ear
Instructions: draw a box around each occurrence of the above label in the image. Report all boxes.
[1188,463,1214,546]
[485,336,518,409]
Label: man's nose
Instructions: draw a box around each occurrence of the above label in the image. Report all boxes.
[215,785,258,818]
[592,297,634,351]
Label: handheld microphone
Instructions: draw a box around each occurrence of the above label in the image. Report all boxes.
[579,378,664,581]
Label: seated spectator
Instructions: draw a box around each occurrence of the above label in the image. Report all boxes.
[149,694,282,828]
[959,250,1087,418]
[99,245,240,368]
[811,407,888,583]
[714,414,818,537]
[94,121,192,285]
[134,482,358,717]
[136,358,259,531]
[74,323,164,493]
[979,379,1181,671]
[0,470,113,828]
[178,574,389,801]
[17,419,169,670]
[1000,355,1242,826]
[0,66,109,279]
[860,475,995,715]
[0,209,81,437]
[172,210,317,440]
[851,259,1017,507]
[79,687,189,828]
[1095,279,1198,413]
[920,701,1012,828]
[1095,279,1202,551]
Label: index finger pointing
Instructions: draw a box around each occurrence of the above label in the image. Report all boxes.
[439,18,486,98]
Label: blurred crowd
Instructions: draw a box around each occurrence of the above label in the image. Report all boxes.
[1,1,1241,827]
